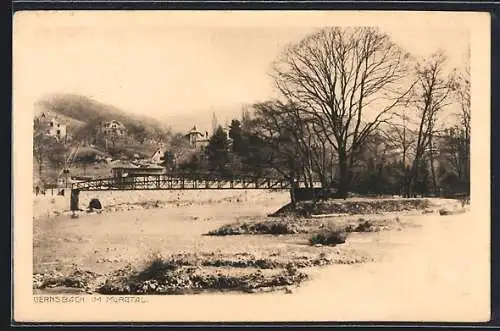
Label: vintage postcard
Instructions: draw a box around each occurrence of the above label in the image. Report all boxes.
[13,10,490,323]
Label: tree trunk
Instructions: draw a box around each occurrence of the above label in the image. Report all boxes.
[429,154,437,196]
[401,164,408,197]
[337,155,350,199]
[462,134,470,193]
[428,135,438,196]
[289,178,297,207]
[407,161,419,199]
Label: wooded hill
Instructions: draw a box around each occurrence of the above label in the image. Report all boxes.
[35,93,172,145]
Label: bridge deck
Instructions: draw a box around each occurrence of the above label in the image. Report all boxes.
[71,173,321,192]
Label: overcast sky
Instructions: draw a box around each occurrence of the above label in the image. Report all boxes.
[14,11,473,133]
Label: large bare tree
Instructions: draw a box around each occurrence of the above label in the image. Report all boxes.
[272,27,413,197]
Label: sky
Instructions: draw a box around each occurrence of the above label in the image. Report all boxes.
[14,11,474,133]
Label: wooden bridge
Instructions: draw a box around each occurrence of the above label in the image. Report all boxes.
[71,172,300,191]
[69,172,321,211]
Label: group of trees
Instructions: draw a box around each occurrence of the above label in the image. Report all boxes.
[172,27,470,199]
[166,126,236,175]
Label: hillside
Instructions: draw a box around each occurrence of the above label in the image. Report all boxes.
[35,93,172,142]
[33,94,177,185]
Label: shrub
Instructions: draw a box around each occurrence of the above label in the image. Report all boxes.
[353,219,374,232]
[439,208,467,216]
[252,221,295,235]
[439,209,449,215]
[135,253,178,281]
[206,220,298,236]
[309,229,348,246]
[206,224,244,236]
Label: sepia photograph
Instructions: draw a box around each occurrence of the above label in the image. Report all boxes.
[13,10,490,323]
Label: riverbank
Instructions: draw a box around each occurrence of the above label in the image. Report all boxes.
[33,191,467,297]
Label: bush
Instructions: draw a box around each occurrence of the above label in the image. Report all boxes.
[252,221,296,235]
[353,219,374,232]
[439,208,467,216]
[135,253,179,281]
[206,220,298,236]
[207,224,245,236]
[88,198,102,211]
[309,229,348,246]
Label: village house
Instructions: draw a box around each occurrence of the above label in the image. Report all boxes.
[100,120,127,136]
[151,147,165,164]
[37,112,68,142]
[185,125,210,149]
[111,165,166,178]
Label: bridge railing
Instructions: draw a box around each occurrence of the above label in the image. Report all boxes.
[71,173,299,191]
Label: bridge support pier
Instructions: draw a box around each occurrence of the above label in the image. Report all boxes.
[70,189,80,213]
